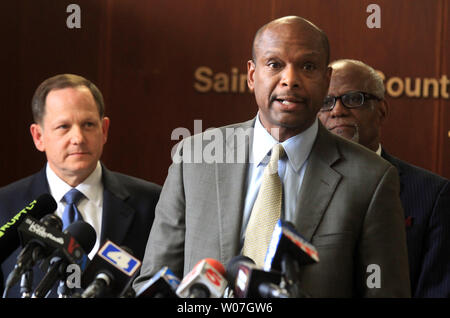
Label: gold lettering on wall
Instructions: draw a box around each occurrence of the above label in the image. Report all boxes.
[193,66,249,93]
[194,67,450,99]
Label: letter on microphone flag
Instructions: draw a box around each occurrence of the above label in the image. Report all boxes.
[99,241,141,276]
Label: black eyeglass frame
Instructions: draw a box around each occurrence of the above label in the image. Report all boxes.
[321,91,382,111]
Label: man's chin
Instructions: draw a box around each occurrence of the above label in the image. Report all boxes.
[331,128,359,143]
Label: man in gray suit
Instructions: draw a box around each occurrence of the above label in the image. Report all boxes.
[134,16,411,297]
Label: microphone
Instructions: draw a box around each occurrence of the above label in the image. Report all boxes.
[264,220,319,298]
[135,266,180,298]
[264,220,319,272]
[226,255,282,298]
[0,194,57,263]
[32,221,96,298]
[5,214,63,292]
[80,240,141,298]
[176,258,227,298]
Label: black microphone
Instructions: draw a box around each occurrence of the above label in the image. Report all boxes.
[135,266,180,298]
[5,214,63,292]
[264,220,319,298]
[176,258,228,298]
[32,221,96,298]
[80,240,141,298]
[0,194,57,264]
[226,255,282,298]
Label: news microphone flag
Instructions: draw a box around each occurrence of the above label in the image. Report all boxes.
[0,194,56,263]
[18,216,89,270]
[136,266,180,298]
[264,219,319,272]
[81,240,141,297]
[176,259,227,298]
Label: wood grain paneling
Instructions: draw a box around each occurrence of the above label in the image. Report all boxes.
[1,0,448,188]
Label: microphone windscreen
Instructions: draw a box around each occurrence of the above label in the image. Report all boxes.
[64,220,96,254]
[40,214,63,231]
[0,193,57,263]
[225,255,254,289]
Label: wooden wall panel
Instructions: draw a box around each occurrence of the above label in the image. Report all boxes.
[1,0,449,188]
[0,0,106,185]
[438,0,450,177]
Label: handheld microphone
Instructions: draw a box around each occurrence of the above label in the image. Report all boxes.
[136,266,180,298]
[176,258,227,298]
[5,214,63,291]
[81,240,141,298]
[226,256,282,298]
[264,220,318,298]
[0,194,57,263]
[32,221,96,298]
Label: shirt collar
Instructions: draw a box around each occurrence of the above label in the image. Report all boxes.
[46,161,103,207]
[375,144,382,156]
[251,113,318,172]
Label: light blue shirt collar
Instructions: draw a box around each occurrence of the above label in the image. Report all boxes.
[251,114,318,173]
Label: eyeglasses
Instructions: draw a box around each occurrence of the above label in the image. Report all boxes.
[321,91,381,111]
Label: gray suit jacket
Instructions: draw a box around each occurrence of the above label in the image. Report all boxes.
[134,119,411,297]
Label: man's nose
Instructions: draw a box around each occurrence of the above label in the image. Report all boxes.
[70,126,85,144]
[330,98,350,117]
[280,65,301,88]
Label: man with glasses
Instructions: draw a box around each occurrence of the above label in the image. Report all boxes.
[318,59,450,297]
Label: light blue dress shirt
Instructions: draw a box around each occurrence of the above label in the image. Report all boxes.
[240,114,319,242]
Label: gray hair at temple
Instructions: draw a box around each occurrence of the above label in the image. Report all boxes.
[31,74,105,124]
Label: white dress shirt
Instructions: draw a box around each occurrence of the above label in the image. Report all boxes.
[240,114,318,242]
[46,161,104,259]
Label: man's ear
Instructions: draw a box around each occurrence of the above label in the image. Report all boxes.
[247,60,256,93]
[326,66,332,84]
[378,99,389,125]
[101,116,110,144]
[30,123,45,152]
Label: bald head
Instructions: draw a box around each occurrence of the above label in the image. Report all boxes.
[252,16,330,66]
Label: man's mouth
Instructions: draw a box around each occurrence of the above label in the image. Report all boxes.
[272,96,307,108]
[68,151,89,157]
[329,123,356,131]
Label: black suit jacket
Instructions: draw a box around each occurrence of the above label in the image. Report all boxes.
[0,163,161,297]
[382,150,450,297]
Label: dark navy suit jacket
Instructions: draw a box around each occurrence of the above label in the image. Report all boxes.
[0,163,161,297]
[382,150,450,298]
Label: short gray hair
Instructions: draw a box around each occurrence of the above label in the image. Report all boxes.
[329,59,385,99]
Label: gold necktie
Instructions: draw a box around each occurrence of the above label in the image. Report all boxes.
[242,143,286,267]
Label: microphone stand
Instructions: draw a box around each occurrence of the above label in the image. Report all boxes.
[281,254,310,298]
[20,269,33,298]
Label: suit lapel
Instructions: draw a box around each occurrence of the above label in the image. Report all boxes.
[215,119,254,263]
[293,124,342,241]
[28,167,51,199]
[100,165,135,245]
[381,149,404,195]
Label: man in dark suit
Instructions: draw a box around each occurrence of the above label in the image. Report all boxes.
[133,16,411,297]
[318,59,450,297]
[0,74,161,297]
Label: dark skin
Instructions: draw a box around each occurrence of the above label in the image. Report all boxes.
[247,17,331,142]
[318,61,388,152]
